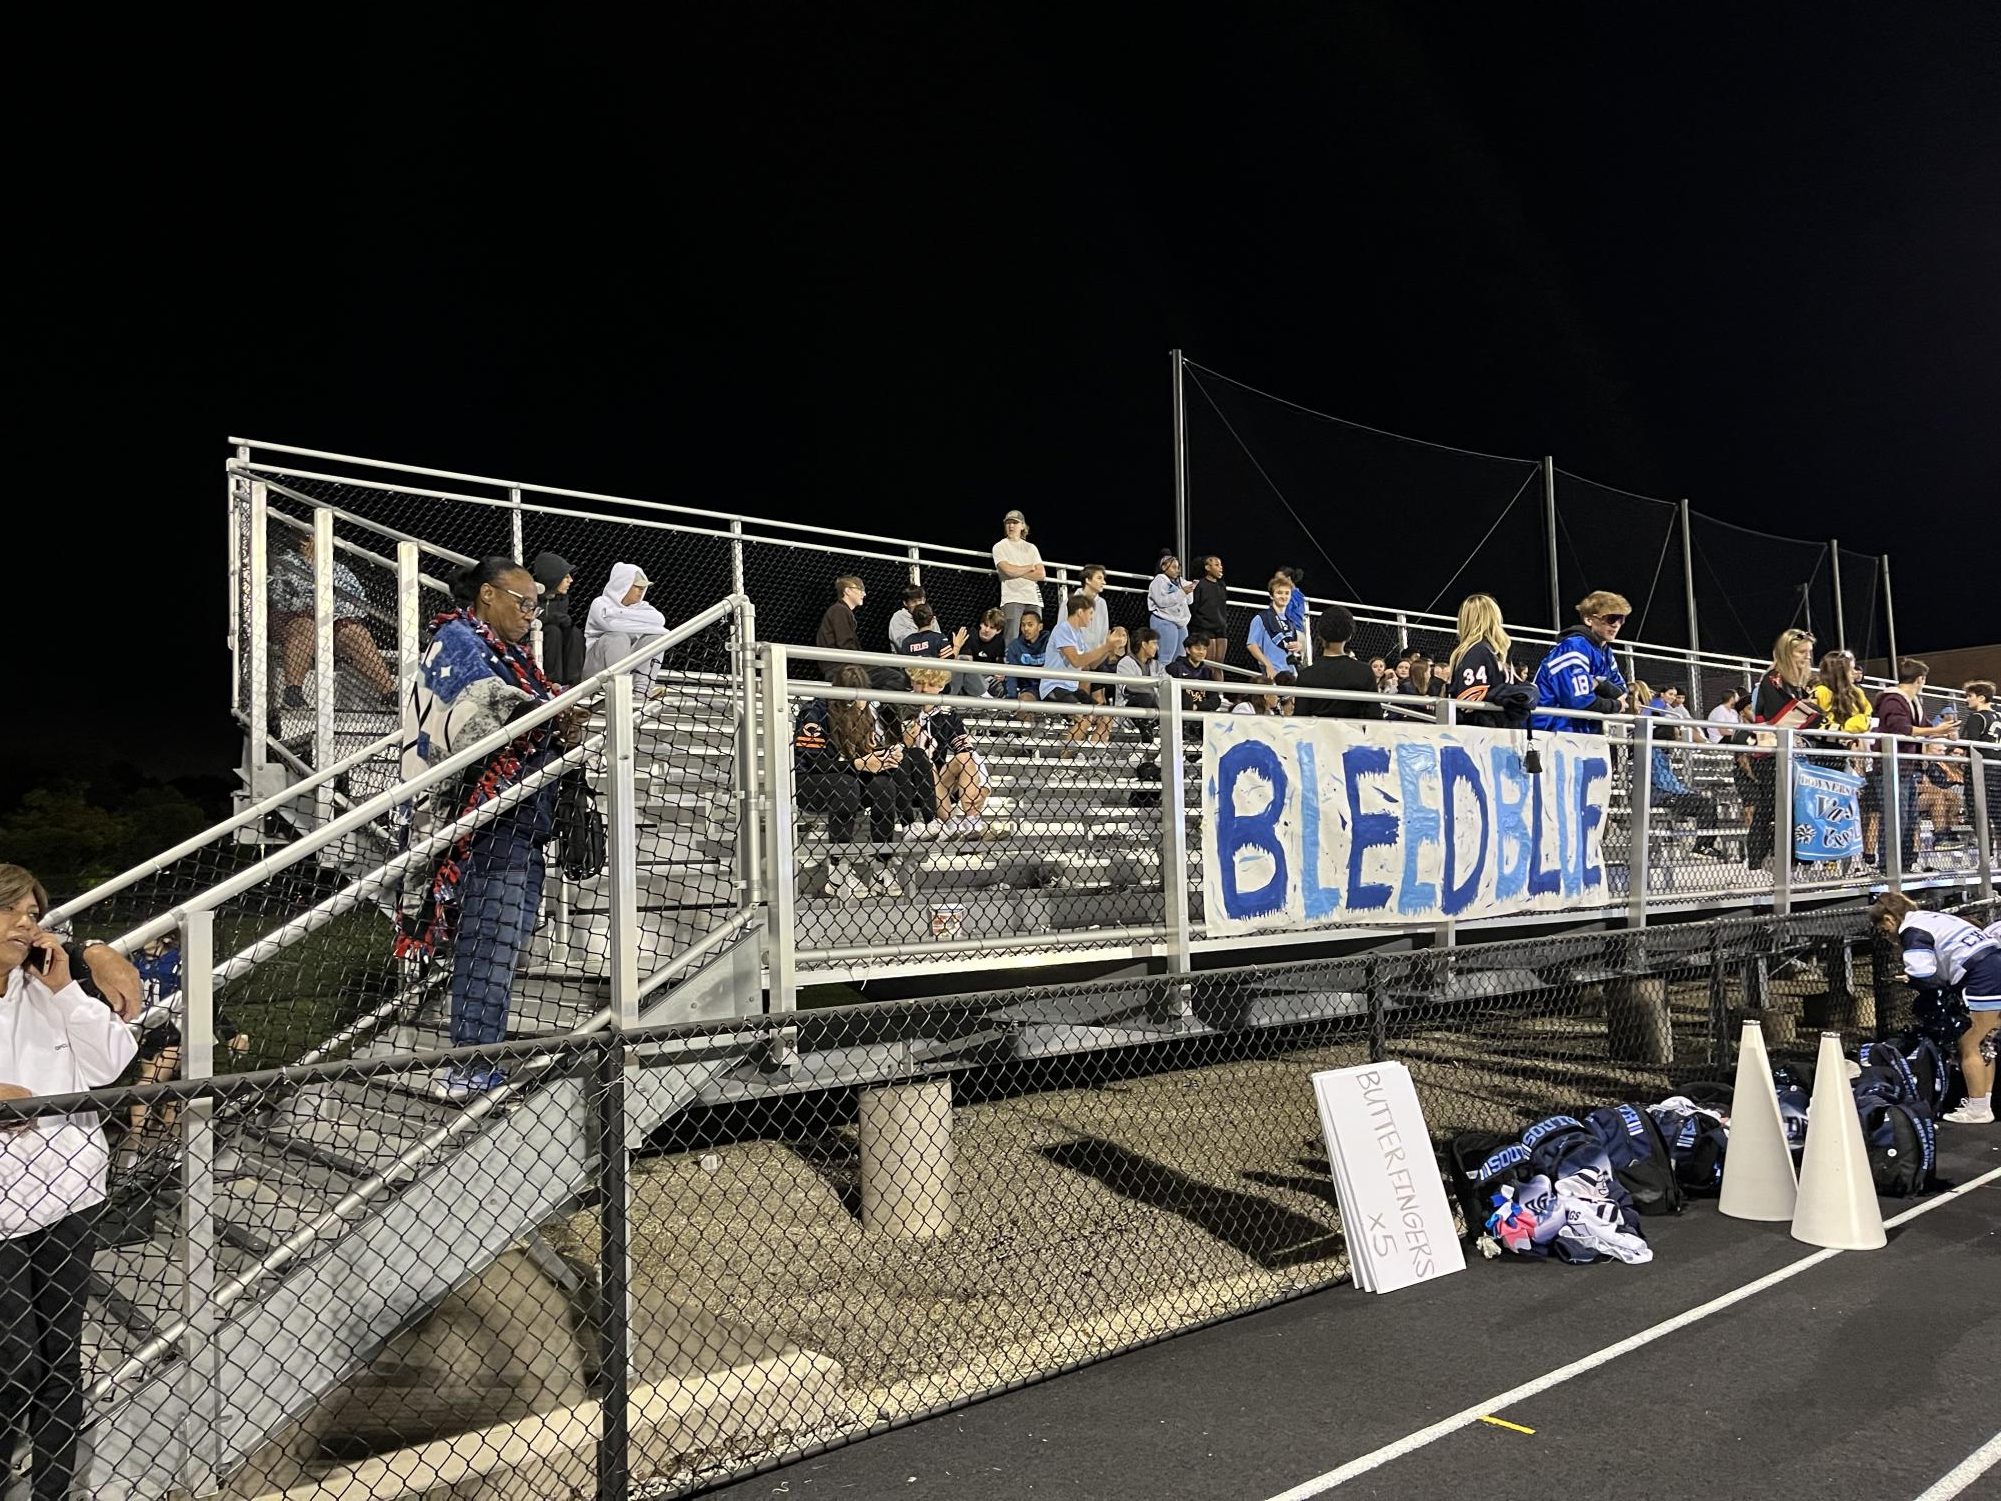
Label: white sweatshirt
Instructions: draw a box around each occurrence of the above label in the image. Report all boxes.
[1,967,139,1238]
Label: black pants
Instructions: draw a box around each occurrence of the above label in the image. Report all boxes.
[798,768,922,843]
[1745,757,1778,866]
[1656,790,1725,855]
[1,1211,95,1501]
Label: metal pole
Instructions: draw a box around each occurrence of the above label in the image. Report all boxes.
[1161,684,1191,975]
[1881,736,1904,887]
[1628,713,1654,927]
[177,908,220,1496]
[607,672,641,1028]
[312,508,336,816]
[736,597,762,921]
[1829,539,1846,655]
[1544,456,1561,631]
[396,541,421,737]
[1773,728,1795,916]
[1882,555,1900,677]
[227,463,244,724]
[247,480,270,804]
[1970,745,1994,902]
[762,644,799,1014]
[508,484,524,565]
[1680,500,1702,715]
[595,1039,631,1501]
[1172,348,1189,573]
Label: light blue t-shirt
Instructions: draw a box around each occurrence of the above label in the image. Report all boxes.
[1041,620,1088,696]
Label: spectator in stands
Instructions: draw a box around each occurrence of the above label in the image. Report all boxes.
[887,585,927,651]
[1650,726,1727,859]
[794,664,919,896]
[1630,680,1657,717]
[1376,660,1400,694]
[1294,604,1382,719]
[1707,685,1747,742]
[1189,555,1230,666]
[1246,573,1304,681]
[1,864,141,1501]
[1167,631,1225,714]
[583,562,669,689]
[1272,669,1298,716]
[1531,590,1631,734]
[993,511,1046,642]
[1812,650,1872,752]
[409,557,587,1100]
[1445,594,1512,718]
[1147,554,1195,668]
[1004,607,1048,707]
[1117,626,1165,741]
[1962,680,1999,850]
[270,525,400,709]
[1660,686,1694,722]
[1044,594,1125,755]
[813,575,866,683]
[1743,628,1823,873]
[1277,567,1310,663]
[1368,655,1388,686]
[1406,655,1442,698]
[1873,658,1959,872]
[530,552,584,686]
[964,608,1009,697]
[896,604,966,665]
[906,667,992,837]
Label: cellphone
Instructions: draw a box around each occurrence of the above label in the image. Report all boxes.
[24,941,48,973]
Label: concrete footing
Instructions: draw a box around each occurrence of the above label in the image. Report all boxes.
[858,1080,958,1238]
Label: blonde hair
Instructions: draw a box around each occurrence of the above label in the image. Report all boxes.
[1447,593,1511,678]
[907,667,952,692]
[1768,628,1816,685]
[1576,590,1632,620]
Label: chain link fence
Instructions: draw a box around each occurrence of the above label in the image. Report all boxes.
[11,897,1994,1500]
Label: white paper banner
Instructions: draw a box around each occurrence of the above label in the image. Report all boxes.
[1202,716,1614,934]
[1311,1063,1465,1294]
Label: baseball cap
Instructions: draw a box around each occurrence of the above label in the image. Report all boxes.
[1002,509,1026,525]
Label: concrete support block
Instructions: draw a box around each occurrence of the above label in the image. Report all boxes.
[858,1080,957,1238]
[1605,976,1674,1066]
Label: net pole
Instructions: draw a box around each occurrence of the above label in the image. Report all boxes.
[1171,348,1189,569]
[1680,499,1701,713]
[1829,540,1846,655]
[1883,555,1900,675]
[1543,456,1560,630]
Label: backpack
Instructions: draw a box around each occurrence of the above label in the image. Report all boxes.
[552,771,607,880]
[1581,1104,1687,1216]
[1849,1059,1937,1197]
[1445,1131,1528,1242]
[1858,1035,1954,1117]
[1648,1088,1733,1193]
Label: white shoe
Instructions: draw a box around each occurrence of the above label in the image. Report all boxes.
[954,815,987,840]
[1941,1101,1994,1124]
[868,866,904,898]
[899,821,941,842]
[822,860,869,901]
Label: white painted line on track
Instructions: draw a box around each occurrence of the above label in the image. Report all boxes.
[1911,1429,2001,1501]
[1262,1164,2001,1501]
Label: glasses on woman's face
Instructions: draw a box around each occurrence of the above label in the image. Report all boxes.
[498,586,541,618]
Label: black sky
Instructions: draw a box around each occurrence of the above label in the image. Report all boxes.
[20,7,1999,782]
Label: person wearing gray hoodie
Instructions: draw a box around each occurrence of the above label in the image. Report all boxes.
[530,552,584,685]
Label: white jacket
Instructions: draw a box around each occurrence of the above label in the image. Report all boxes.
[2,967,138,1238]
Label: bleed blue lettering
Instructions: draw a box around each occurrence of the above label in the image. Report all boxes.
[1215,740,1288,920]
[1490,747,1530,901]
[1395,742,1441,915]
[1576,755,1608,890]
[1294,741,1341,919]
[1439,745,1488,916]
[1343,744,1396,912]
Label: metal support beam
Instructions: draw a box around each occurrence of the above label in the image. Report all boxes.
[606,672,641,1029]
[1882,738,1904,889]
[396,541,420,737]
[1882,555,1900,678]
[247,481,270,794]
[595,1041,631,1501]
[1829,539,1846,656]
[1628,712,1655,927]
[1971,745,1994,902]
[312,508,336,819]
[1773,729,1795,916]
[507,484,524,564]
[1172,348,1189,573]
[1160,684,1191,975]
[761,644,799,1014]
[1544,456,1561,631]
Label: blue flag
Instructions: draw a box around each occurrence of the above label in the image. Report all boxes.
[1792,762,1865,861]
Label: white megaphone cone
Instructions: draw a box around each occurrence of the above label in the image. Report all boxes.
[1791,1030,1887,1251]
[1719,1020,1799,1222]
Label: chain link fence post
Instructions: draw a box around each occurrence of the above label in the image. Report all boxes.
[1628,712,1654,925]
[595,1036,632,1501]
[1772,728,1794,916]
[1707,926,1732,1069]
[312,506,337,807]
[1970,743,1994,903]
[177,907,222,1495]
[1882,737,1905,888]
[247,479,270,809]
[607,673,641,1026]
[761,643,799,1014]
[1161,685,1191,977]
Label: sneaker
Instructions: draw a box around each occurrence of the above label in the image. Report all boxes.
[822,859,869,901]
[1942,1101,1995,1125]
[899,821,941,842]
[949,815,988,840]
[868,866,904,898]
[431,1064,508,1104]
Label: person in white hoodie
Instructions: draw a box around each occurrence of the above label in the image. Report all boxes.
[1,864,139,1501]
[582,562,669,690]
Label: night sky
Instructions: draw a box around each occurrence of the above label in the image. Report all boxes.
[20,8,1998,787]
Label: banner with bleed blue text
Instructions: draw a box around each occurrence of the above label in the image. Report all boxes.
[1791,761,1865,862]
[1202,717,1614,934]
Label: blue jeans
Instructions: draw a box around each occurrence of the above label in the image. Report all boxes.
[1150,616,1186,673]
[450,832,546,1047]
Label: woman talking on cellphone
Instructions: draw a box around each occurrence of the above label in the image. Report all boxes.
[2,863,140,1501]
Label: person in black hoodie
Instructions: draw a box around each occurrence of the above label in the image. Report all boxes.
[530,552,585,686]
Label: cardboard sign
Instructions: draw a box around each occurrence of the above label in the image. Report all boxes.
[1312,1063,1466,1294]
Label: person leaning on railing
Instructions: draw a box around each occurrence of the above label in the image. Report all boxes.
[1745,627,1818,873]
[1872,658,1959,874]
[270,522,400,711]
[1530,591,1631,734]
[813,575,867,684]
[2,863,140,1501]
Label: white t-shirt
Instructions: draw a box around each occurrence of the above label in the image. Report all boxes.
[993,538,1044,607]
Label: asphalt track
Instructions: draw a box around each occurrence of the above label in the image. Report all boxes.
[705,1130,2000,1501]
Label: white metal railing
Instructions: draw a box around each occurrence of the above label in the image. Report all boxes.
[228,439,1957,724]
